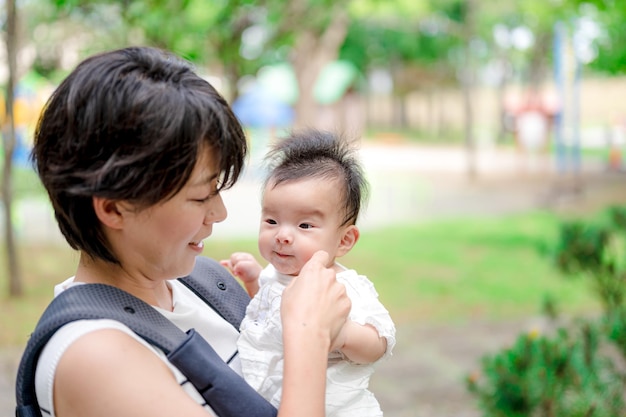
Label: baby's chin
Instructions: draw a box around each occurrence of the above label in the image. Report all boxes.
[276,268,300,277]
[272,263,302,277]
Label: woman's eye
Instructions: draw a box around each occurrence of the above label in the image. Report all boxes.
[195,196,211,203]
[195,191,218,203]
[194,189,219,203]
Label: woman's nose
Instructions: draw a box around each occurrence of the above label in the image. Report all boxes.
[204,193,227,225]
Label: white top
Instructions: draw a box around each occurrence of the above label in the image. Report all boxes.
[35,278,242,417]
[238,264,396,417]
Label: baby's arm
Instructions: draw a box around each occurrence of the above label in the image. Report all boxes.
[220,252,263,297]
[332,320,387,364]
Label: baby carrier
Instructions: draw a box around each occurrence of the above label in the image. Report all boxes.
[15,256,277,417]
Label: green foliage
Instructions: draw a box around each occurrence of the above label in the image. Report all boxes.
[565,0,626,75]
[468,323,625,417]
[468,205,626,417]
[344,211,598,321]
[555,206,626,312]
[605,307,626,359]
[24,0,626,99]
[348,0,430,20]
[46,0,263,86]
[341,20,459,70]
[0,166,44,200]
[555,221,609,275]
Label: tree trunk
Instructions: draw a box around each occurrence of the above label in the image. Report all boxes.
[392,94,407,128]
[436,91,446,139]
[3,0,22,297]
[496,55,510,144]
[426,88,434,137]
[527,29,552,94]
[461,0,477,180]
[291,8,349,129]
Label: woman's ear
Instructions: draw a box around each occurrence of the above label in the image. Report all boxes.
[92,197,124,230]
[337,225,360,257]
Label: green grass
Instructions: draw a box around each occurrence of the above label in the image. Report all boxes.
[344,212,599,324]
[1,210,600,347]
[1,165,45,199]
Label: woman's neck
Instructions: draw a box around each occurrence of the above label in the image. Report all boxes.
[74,252,174,311]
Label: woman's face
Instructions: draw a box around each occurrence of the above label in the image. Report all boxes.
[113,147,227,280]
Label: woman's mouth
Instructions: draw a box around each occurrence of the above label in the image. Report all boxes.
[189,241,205,252]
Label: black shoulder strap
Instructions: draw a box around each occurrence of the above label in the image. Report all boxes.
[15,257,276,417]
[177,256,250,331]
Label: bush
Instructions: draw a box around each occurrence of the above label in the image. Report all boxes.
[468,205,626,417]
[467,323,625,417]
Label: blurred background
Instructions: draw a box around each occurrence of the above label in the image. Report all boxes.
[2,1,626,416]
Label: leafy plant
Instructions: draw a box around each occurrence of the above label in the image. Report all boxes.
[468,323,625,417]
[555,206,626,313]
[468,205,626,417]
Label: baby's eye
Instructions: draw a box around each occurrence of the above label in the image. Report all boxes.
[265,219,277,225]
[299,223,312,229]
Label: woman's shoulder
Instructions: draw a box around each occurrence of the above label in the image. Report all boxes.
[35,319,164,416]
[37,320,211,417]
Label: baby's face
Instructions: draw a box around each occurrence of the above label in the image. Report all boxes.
[258,177,349,276]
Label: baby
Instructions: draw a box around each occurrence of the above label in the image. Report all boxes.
[222,128,396,416]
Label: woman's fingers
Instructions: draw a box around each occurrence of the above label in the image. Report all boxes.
[282,251,351,348]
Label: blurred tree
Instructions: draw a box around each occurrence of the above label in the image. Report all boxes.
[47,0,262,100]
[573,0,626,75]
[2,0,23,296]
[460,0,478,179]
[342,1,458,134]
[342,0,480,175]
[251,0,352,127]
[44,0,353,126]
[15,0,626,142]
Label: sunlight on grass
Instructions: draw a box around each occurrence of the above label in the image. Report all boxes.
[2,210,601,348]
[343,211,599,324]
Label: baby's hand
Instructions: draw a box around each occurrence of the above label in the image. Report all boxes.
[220,252,262,297]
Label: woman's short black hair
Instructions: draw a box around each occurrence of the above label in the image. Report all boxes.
[32,46,247,264]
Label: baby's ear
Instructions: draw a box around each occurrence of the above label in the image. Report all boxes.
[337,225,360,257]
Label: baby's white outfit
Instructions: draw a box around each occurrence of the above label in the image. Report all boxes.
[238,264,396,417]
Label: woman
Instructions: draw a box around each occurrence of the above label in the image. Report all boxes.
[27,46,350,417]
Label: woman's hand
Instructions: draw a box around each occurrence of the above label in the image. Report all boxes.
[281,250,351,347]
[278,250,351,417]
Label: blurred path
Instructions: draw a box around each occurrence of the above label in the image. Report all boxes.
[9,142,625,243]
[372,320,527,417]
[212,142,624,240]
